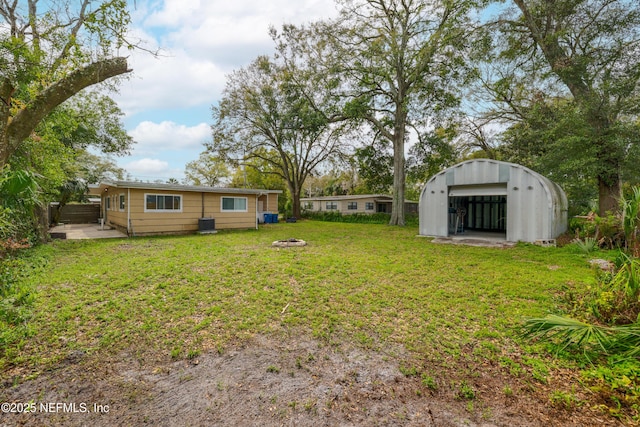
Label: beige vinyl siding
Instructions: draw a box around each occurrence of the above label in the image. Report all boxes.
[103,188,128,230]
[100,183,280,235]
[125,189,257,235]
[266,193,279,212]
[203,192,257,229]
[257,193,279,213]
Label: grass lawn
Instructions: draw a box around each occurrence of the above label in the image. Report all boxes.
[4,220,622,423]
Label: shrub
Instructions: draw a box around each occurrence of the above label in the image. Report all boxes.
[302,211,419,226]
[571,237,599,254]
[570,187,640,254]
[0,245,44,359]
[522,252,640,421]
[557,252,640,326]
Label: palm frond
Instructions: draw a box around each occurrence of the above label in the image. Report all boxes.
[522,315,613,354]
[609,323,640,358]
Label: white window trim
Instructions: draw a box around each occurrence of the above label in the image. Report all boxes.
[119,193,125,212]
[365,202,374,211]
[347,202,358,210]
[221,196,248,212]
[144,193,183,213]
[325,201,337,210]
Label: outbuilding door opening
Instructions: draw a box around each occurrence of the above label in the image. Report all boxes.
[449,196,507,236]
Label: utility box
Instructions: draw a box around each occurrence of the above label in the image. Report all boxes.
[198,218,215,232]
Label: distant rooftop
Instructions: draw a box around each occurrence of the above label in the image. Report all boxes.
[301,194,417,203]
[95,180,282,195]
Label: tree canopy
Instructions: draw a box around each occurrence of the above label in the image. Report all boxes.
[184,152,230,187]
[481,0,640,215]
[207,0,640,223]
[1,0,132,167]
[209,53,351,218]
[315,0,477,225]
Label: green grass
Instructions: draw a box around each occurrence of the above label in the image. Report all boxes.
[2,221,592,376]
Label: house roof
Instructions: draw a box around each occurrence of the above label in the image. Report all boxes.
[300,194,417,203]
[94,181,282,195]
[300,194,390,201]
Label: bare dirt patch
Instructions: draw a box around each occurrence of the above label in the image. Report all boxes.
[0,335,623,427]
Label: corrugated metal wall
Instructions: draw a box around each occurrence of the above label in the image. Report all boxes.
[420,160,568,242]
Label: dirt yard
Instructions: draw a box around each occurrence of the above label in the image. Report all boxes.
[0,334,624,427]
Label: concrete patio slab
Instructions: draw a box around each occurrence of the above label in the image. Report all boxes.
[49,224,127,240]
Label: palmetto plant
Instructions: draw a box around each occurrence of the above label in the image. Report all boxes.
[522,315,640,359]
[524,253,640,359]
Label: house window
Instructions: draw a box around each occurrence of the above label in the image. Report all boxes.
[145,194,182,212]
[221,197,247,212]
[303,202,314,210]
[325,202,337,210]
[365,202,374,210]
[105,196,111,210]
[347,202,357,210]
[119,194,125,211]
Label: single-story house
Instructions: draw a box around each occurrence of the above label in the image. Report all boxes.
[301,194,418,215]
[91,181,281,236]
[419,159,568,243]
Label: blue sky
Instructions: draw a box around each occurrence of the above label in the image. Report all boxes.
[111,0,339,181]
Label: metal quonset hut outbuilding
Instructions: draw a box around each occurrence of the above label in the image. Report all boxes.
[419,159,568,243]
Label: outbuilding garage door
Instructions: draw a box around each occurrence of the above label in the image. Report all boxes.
[449,184,508,233]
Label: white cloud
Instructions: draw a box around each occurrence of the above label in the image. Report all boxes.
[115,49,226,117]
[124,158,169,174]
[112,1,339,180]
[144,0,335,30]
[115,0,339,116]
[129,121,211,154]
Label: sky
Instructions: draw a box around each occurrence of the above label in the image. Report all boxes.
[111,0,339,182]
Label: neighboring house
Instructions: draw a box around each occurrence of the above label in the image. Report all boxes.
[419,159,568,243]
[92,181,281,236]
[301,194,418,215]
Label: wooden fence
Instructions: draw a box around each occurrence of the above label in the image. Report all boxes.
[49,204,100,224]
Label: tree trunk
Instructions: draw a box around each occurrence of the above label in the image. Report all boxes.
[389,135,406,226]
[598,174,622,216]
[0,78,15,167]
[591,114,622,216]
[389,103,407,226]
[288,183,302,219]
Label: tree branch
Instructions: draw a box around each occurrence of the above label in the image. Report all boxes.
[4,57,131,163]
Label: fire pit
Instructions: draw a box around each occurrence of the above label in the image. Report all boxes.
[271,238,307,248]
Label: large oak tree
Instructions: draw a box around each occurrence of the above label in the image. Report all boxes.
[209,55,351,218]
[489,0,640,215]
[1,0,132,167]
[319,0,477,225]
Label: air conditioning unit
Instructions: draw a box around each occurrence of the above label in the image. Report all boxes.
[198,217,215,232]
